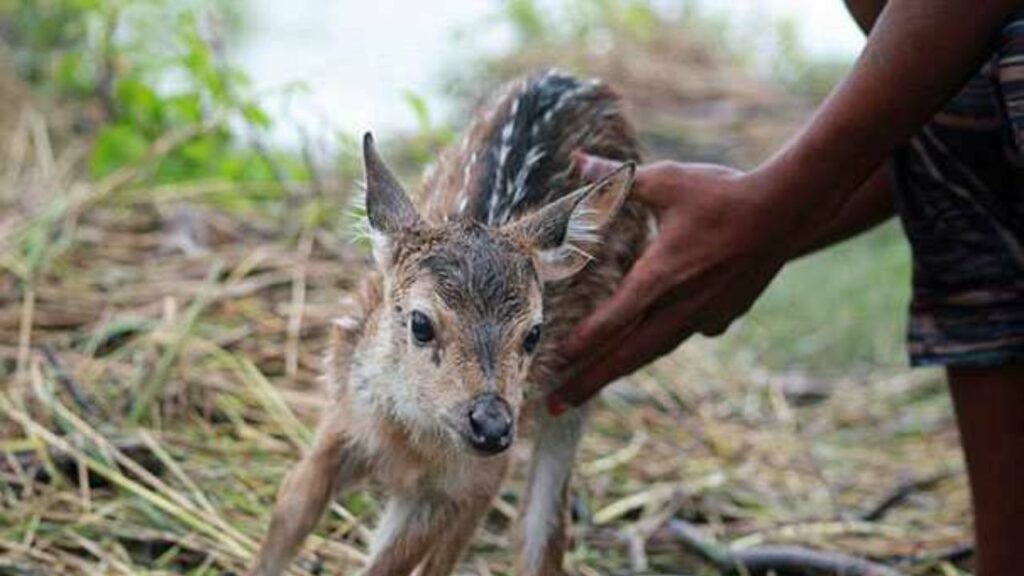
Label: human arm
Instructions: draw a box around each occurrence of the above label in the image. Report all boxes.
[754,0,1014,235]
[793,164,894,258]
[550,0,1019,410]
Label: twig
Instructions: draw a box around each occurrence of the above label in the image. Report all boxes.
[128,261,223,423]
[729,546,905,576]
[859,470,956,522]
[38,344,100,419]
[0,116,225,256]
[250,136,301,200]
[730,520,907,549]
[0,393,253,559]
[298,124,326,198]
[0,436,160,487]
[96,8,120,122]
[2,106,30,194]
[661,519,906,576]
[15,283,34,382]
[905,543,974,567]
[285,230,313,379]
[29,109,54,183]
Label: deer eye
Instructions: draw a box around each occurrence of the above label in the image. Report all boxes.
[523,324,542,354]
[410,311,435,345]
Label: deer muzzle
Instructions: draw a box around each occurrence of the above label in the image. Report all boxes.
[467,393,514,455]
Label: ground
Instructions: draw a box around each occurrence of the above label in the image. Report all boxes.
[0,11,974,576]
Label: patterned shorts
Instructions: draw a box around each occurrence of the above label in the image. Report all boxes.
[893,14,1024,367]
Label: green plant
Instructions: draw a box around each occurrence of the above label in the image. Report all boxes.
[500,0,661,45]
[401,89,454,168]
[1,0,285,191]
[722,222,912,374]
[0,0,353,285]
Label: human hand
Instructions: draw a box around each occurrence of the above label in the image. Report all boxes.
[549,153,794,411]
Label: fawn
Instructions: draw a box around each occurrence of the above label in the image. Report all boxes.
[248,70,650,576]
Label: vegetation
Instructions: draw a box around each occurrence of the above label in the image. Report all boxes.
[0,1,968,575]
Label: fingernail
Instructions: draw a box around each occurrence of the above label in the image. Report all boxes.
[547,394,569,416]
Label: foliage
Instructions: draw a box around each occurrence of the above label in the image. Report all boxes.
[0,0,289,196]
[502,0,662,45]
[401,89,455,167]
[504,0,549,44]
[1,0,98,88]
[724,222,911,374]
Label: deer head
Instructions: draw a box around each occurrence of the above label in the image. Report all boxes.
[354,133,633,456]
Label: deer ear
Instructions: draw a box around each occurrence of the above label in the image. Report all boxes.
[505,162,635,282]
[362,132,422,263]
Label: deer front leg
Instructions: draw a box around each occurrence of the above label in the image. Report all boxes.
[516,406,588,576]
[360,493,461,576]
[248,422,366,576]
[416,467,507,576]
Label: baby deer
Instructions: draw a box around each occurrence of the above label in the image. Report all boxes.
[248,70,650,576]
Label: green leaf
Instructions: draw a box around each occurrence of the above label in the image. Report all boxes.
[114,77,163,133]
[402,89,432,133]
[163,93,203,125]
[53,51,94,96]
[505,0,548,43]
[240,101,272,130]
[90,124,150,178]
[301,198,335,229]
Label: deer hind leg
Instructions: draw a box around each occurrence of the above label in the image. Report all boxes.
[247,422,366,576]
[516,406,588,576]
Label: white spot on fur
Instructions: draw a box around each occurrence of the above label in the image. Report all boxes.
[535,73,600,133]
[488,94,523,223]
[511,145,546,205]
[487,187,502,224]
[459,151,478,200]
[496,120,515,168]
[551,84,592,117]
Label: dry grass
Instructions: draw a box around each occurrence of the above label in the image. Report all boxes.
[0,30,973,576]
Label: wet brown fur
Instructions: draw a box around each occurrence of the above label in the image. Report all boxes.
[249,70,650,576]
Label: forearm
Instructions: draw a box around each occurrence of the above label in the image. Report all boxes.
[752,0,1017,241]
[792,164,895,258]
[844,0,887,33]
[792,0,982,257]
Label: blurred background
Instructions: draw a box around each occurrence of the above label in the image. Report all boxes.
[0,1,969,574]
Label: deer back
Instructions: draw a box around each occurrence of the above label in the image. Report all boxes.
[418,70,652,394]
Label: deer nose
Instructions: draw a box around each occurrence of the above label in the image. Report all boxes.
[468,393,514,455]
